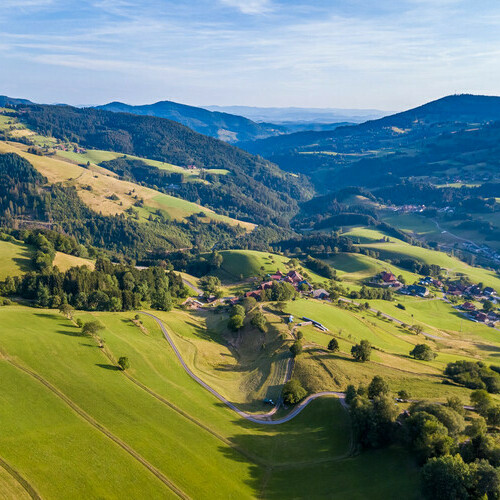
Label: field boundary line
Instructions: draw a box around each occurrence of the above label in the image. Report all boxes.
[98,344,268,467]
[0,455,42,500]
[5,358,189,500]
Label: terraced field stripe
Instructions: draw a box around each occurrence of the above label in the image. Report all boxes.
[6,359,189,500]
[0,456,42,500]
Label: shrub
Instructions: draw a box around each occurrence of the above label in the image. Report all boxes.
[410,344,436,361]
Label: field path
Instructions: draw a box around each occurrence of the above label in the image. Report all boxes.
[5,358,189,500]
[0,455,42,500]
[142,312,346,425]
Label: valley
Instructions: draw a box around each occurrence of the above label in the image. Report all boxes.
[0,93,499,499]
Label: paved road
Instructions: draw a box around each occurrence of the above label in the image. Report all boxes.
[141,312,345,425]
[181,278,203,296]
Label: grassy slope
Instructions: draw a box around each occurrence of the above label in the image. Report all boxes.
[52,252,95,271]
[56,149,229,179]
[214,250,327,284]
[326,252,421,285]
[344,227,500,289]
[0,239,34,279]
[0,140,254,230]
[282,297,500,401]
[0,305,420,498]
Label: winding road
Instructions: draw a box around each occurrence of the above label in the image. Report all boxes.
[141,312,345,425]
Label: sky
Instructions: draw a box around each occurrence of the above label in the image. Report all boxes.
[1,0,500,110]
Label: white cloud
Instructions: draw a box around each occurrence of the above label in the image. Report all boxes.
[219,0,273,15]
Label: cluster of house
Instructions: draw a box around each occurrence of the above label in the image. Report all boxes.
[446,282,496,300]
[244,269,330,301]
[458,302,499,325]
[374,271,434,297]
[53,144,86,154]
[387,204,426,214]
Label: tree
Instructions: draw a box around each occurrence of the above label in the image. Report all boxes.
[421,454,470,500]
[487,406,500,427]
[82,320,104,337]
[345,384,357,405]
[398,390,410,401]
[482,299,494,312]
[59,303,74,319]
[351,340,371,362]
[410,344,436,361]
[290,340,303,357]
[231,304,245,317]
[328,338,339,352]
[228,314,244,331]
[446,397,465,417]
[411,324,424,335]
[251,311,267,332]
[242,296,257,312]
[468,459,500,499]
[405,412,454,462]
[368,376,390,399]
[282,379,307,404]
[118,356,130,371]
[296,330,304,340]
[471,390,494,417]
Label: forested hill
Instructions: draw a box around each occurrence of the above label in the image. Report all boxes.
[96,100,285,143]
[243,94,500,156]
[17,104,313,225]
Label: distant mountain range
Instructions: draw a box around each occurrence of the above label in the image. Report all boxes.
[95,100,353,143]
[243,94,500,156]
[204,105,390,124]
[241,94,500,191]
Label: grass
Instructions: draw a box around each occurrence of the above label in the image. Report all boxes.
[52,252,95,272]
[213,249,327,284]
[0,305,372,498]
[325,252,420,285]
[56,149,229,180]
[280,297,500,402]
[0,239,34,279]
[0,140,254,230]
[151,308,292,411]
[343,227,500,290]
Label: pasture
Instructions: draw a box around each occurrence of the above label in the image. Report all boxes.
[0,238,34,279]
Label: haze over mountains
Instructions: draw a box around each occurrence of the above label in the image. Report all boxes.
[204,105,390,124]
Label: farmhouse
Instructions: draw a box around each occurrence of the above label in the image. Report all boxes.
[407,285,429,297]
[286,270,303,283]
[461,302,476,312]
[312,289,330,300]
[381,271,397,283]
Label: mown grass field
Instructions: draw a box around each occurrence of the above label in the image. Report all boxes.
[52,252,95,271]
[0,305,422,499]
[0,239,34,279]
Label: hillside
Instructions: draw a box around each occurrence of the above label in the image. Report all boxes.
[14,104,312,225]
[244,94,500,156]
[97,100,285,143]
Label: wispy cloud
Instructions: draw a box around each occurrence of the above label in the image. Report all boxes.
[1,0,499,107]
[219,0,273,15]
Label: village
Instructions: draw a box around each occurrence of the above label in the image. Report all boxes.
[370,270,499,327]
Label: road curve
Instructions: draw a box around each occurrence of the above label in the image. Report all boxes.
[141,312,346,425]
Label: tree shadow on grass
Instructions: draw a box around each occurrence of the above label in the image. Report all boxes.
[56,329,85,337]
[96,363,121,371]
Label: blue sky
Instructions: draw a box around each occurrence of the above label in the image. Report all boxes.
[1,0,500,109]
